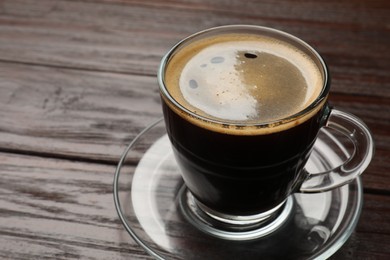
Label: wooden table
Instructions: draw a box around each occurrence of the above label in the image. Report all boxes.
[0,0,389,259]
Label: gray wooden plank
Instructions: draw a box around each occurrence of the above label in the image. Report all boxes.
[0,152,153,259]
[0,62,162,163]
[0,152,389,259]
[0,0,388,98]
[0,61,388,190]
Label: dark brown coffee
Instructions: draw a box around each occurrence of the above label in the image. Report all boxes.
[162,101,327,215]
[161,32,327,215]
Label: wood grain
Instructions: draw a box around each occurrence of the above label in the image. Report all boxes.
[0,152,389,259]
[0,152,152,259]
[0,0,389,259]
[0,0,389,84]
[0,61,387,190]
[0,62,162,163]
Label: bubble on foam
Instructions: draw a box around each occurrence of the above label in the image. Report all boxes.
[210,56,225,64]
[244,53,258,59]
[189,79,198,89]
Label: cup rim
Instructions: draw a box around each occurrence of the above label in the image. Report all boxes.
[158,25,330,129]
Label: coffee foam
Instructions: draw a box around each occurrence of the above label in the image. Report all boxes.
[163,33,325,135]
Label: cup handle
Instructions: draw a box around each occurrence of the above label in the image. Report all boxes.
[300,109,374,193]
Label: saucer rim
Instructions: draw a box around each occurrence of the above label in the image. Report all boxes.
[113,117,363,260]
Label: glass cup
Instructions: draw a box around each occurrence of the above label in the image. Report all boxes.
[157,25,374,240]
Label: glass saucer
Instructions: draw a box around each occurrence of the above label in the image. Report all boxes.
[114,118,363,260]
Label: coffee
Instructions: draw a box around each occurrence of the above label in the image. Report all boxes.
[162,102,326,215]
[164,33,323,134]
[157,26,373,239]
[160,29,328,216]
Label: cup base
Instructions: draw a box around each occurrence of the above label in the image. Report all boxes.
[179,187,294,240]
[114,118,364,259]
